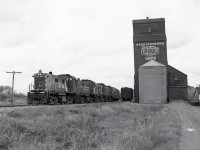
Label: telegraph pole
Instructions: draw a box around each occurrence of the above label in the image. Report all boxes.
[6,71,22,104]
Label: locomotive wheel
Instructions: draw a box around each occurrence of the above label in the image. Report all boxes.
[66,96,70,104]
[89,98,94,103]
[68,97,73,104]
[94,97,98,103]
[86,97,90,103]
[52,97,58,104]
[49,97,54,104]
[74,96,80,103]
[61,96,67,104]
[54,97,58,104]
[80,97,85,103]
[72,97,76,103]
[58,96,62,104]
[97,97,100,103]
[49,96,58,104]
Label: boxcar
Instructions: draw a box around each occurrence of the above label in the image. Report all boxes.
[121,87,133,101]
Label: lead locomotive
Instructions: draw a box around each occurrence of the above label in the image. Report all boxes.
[27,70,120,105]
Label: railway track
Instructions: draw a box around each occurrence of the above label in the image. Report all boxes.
[0,104,27,108]
[0,100,123,108]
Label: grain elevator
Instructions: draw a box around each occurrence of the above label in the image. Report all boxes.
[133,17,188,103]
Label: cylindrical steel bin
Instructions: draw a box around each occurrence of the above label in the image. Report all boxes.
[139,60,167,104]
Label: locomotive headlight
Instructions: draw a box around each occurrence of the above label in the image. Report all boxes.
[39,82,46,90]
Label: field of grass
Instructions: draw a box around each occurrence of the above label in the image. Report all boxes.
[0,102,181,150]
[0,98,27,106]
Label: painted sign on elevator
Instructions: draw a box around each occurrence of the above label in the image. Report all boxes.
[136,42,164,60]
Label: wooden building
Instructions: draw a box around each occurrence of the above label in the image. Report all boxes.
[133,17,188,103]
[132,18,168,103]
[167,65,188,100]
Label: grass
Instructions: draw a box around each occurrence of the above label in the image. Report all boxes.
[0,102,181,150]
[0,98,27,106]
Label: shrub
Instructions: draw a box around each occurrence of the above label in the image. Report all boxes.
[0,93,7,102]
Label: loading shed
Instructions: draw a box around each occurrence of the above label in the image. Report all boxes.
[167,65,188,100]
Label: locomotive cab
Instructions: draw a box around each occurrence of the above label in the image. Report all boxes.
[32,70,49,91]
[27,70,49,104]
[28,70,78,105]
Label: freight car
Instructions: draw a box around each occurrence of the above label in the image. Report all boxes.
[187,86,200,106]
[27,70,120,105]
[121,87,133,101]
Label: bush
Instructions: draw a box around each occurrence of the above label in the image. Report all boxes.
[0,85,26,103]
[0,93,7,102]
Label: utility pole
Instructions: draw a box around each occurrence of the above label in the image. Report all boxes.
[6,71,22,104]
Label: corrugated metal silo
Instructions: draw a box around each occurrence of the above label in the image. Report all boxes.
[139,60,167,104]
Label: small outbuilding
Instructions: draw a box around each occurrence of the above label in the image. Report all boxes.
[187,86,196,101]
[167,65,188,100]
[194,87,200,104]
[188,86,200,105]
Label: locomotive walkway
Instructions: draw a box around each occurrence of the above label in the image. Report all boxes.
[169,100,200,150]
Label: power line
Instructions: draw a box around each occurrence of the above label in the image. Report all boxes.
[6,71,22,104]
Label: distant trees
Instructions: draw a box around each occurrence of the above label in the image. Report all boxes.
[0,85,26,102]
[0,93,7,101]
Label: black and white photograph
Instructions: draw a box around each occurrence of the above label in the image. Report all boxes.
[0,0,200,149]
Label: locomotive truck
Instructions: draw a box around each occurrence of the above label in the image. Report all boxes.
[27,70,120,105]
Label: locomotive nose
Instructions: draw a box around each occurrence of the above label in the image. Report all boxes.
[39,82,46,90]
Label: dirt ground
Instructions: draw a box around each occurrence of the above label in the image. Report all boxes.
[169,100,200,150]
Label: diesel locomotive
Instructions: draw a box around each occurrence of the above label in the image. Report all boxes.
[27,70,120,105]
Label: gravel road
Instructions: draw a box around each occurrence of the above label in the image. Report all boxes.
[169,100,200,150]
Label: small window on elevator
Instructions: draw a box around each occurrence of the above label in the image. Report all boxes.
[62,80,65,84]
[148,27,151,32]
[175,76,178,81]
[55,79,58,82]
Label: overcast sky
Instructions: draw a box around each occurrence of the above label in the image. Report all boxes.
[0,0,200,94]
